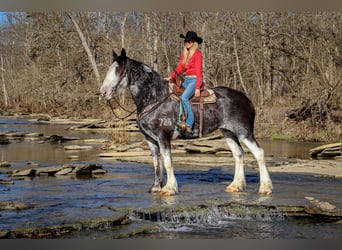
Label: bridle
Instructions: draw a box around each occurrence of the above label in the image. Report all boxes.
[106,60,173,121]
[106,60,137,120]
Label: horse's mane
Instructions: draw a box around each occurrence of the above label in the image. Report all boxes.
[126,57,169,112]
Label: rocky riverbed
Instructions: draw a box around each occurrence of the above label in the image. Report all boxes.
[0,113,341,239]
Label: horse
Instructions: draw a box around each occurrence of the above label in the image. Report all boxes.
[100,48,273,196]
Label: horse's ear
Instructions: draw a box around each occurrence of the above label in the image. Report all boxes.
[112,50,118,62]
[120,48,126,59]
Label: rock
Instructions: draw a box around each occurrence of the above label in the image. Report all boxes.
[99,151,151,158]
[55,167,74,175]
[24,132,44,138]
[64,145,93,151]
[47,135,80,143]
[0,201,32,211]
[0,135,10,145]
[0,161,11,168]
[27,161,39,167]
[67,155,80,159]
[0,213,130,239]
[9,164,106,177]
[92,169,107,175]
[71,164,102,175]
[0,179,14,185]
[12,169,35,177]
[35,166,64,176]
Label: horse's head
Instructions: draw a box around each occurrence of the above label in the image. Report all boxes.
[100,48,129,100]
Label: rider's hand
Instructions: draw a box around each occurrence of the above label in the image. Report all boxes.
[195,89,200,97]
[164,77,171,81]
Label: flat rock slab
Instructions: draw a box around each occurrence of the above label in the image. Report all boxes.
[0,212,131,239]
[11,164,107,177]
[64,145,93,150]
[0,201,32,211]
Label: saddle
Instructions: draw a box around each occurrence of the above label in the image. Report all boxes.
[169,75,217,138]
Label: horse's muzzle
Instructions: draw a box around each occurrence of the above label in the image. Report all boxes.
[99,86,114,100]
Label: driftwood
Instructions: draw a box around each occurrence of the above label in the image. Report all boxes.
[309,143,342,159]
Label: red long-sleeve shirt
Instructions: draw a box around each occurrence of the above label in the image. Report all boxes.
[170,49,203,89]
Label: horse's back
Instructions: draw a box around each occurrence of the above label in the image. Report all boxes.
[213,86,255,111]
[210,86,256,135]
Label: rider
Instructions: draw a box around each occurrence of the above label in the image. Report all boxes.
[164,31,203,134]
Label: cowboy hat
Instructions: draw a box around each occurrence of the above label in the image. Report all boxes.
[180,31,203,44]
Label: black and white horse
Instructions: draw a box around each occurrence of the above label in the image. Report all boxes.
[100,48,273,196]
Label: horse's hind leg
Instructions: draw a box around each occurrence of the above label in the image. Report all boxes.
[221,129,246,192]
[146,139,164,193]
[240,136,273,195]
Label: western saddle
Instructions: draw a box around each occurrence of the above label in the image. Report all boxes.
[169,74,216,138]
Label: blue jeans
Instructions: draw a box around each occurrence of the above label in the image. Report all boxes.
[181,77,196,127]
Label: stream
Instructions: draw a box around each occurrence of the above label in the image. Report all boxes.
[0,116,341,239]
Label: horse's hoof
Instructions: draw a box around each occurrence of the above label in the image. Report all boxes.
[225,183,245,193]
[159,186,178,196]
[225,187,240,193]
[149,185,162,193]
[258,183,273,195]
[159,190,175,196]
[258,188,273,196]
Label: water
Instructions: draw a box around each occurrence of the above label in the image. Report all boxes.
[0,116,341,239]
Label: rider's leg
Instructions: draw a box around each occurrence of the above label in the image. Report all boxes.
[181,78,196,130]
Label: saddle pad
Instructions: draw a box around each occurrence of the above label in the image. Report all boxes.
[169,83,217,104]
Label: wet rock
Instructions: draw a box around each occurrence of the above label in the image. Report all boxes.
[55,167,74,175]
[27,161,39,167]
[12,169,36,177]
[304,196,339,216]
[127,199,342,226]
[5,132,26,138]
[10,164,106,177]
[0,201,32,211]
[71,163,103,175]
[0,135,10,145]
[112,222,159,239]
[92,169,107,175]
[35,166,65,176]
[24,132,43,138]
[99,151,151,158]
[36,115,51,121]
[0,179,14,185]
[64,145,93,151]
[0,161,11,168]
[47,135,80,143]
[0,213,130,239]
[67,155,80,160]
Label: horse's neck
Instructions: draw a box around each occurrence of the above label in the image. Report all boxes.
[128,59,168,113]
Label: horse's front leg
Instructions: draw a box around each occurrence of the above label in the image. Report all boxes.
[146,139,164,193]
[159,141,178,196]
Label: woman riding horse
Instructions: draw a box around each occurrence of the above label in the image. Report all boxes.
[164,31,203,135]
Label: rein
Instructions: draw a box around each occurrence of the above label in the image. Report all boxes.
[138,93,172,120]
[107,98,136,120]
[106,60,137,120]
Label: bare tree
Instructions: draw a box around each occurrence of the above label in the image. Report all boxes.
[66,12,101,86]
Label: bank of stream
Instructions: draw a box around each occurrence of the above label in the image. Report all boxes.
[0,115,341,239]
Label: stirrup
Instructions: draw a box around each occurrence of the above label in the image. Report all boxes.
[176,121,187,131]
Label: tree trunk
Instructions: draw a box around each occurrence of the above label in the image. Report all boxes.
[66,12,101,86]
[1,55,9,106]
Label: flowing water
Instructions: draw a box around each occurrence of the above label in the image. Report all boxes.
[0,116,341,239]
